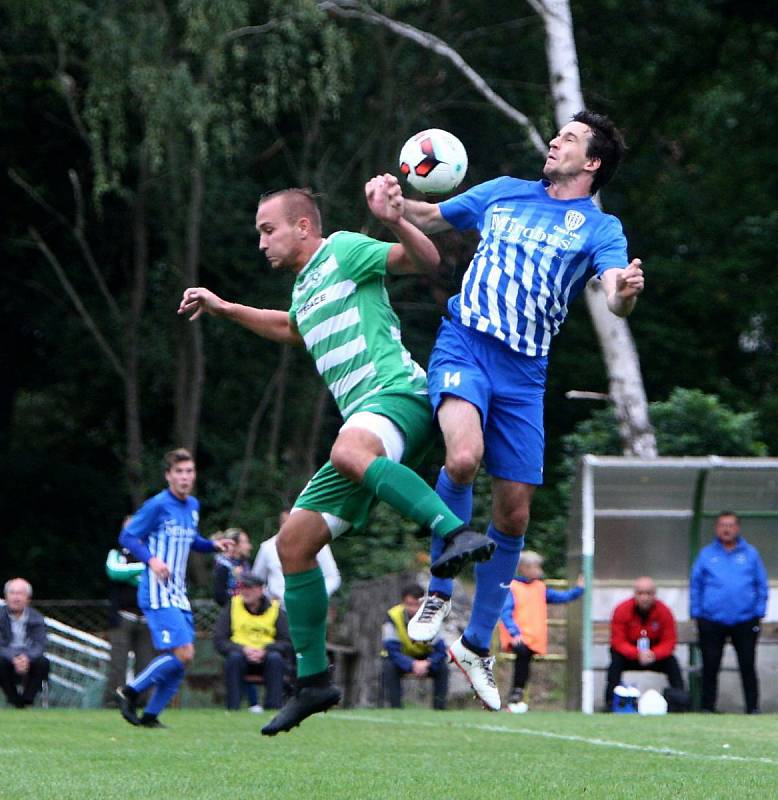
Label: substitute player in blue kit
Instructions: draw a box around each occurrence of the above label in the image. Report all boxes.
[116,448,232,727]
[385,110,645,709]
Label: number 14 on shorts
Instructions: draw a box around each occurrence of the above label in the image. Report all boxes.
[444,371,461,388]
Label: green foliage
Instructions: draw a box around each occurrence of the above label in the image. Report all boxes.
[652,389,767,457]
[563,388,766,463]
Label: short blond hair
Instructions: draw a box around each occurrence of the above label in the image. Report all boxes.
[222,527,248,543]
[259,188,322,234]
[519,550,544,568]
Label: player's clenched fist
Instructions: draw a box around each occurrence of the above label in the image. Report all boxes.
[615,258,644,299]
[365,174,403,225]
[383,173,405,214]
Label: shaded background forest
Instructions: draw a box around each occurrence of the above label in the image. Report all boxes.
[2,0,777,597]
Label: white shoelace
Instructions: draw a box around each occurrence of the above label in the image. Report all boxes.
[418,596,445,622]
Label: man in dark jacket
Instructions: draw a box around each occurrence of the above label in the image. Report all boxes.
[605,576,684,708]
[104,539,154,707]
[213,573,293,711]
[1,578,49,708]
[382,584,448,710]
[691,511,768,713]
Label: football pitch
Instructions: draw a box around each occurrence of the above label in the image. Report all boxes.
[2,709,776,800]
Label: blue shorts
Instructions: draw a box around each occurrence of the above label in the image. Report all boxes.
[428,318,547,484]
[143,606,196,650]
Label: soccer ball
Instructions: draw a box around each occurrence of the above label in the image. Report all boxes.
[398,128,468,195]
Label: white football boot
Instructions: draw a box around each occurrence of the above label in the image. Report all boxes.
[448,636,501,711]
[408,594,452,642]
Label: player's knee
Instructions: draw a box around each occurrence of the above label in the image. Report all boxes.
[445,448,481,484]
[277,525,316,568]
[175,644,195,665]
[329,440,360,482]
[499,504,530,537]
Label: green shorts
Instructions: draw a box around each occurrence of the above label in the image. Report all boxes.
[293,391,435,536]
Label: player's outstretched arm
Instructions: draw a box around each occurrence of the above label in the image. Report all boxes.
[601,259,644,317]
[365,174,441,275]
[178,287,303,345]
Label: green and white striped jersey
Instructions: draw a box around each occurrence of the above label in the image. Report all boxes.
[288,231,428,420]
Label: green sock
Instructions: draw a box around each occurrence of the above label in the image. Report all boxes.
[362,457,463,537]
[284,567,329,679]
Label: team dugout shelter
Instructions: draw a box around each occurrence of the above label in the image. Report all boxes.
[565,456,778,713]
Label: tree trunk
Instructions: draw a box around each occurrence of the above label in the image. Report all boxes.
[230,367,282,519]
[304,383,331,479]
[174,151,206,452]
[538,0,657,456]
[266,343,291,469]
[125,148,149,505]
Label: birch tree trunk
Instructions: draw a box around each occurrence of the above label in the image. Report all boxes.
[537,0,657,456]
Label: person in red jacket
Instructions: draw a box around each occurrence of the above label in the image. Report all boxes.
[606,576,684,708]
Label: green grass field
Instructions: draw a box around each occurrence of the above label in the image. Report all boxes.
[1,708,776,800]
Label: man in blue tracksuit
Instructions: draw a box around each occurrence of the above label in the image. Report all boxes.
[690,511,768,713]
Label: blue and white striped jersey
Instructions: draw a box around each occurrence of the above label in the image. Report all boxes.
[121,489,207,611]
[440,177,628,357]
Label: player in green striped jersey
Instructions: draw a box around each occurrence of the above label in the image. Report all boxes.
[178,182,493,733]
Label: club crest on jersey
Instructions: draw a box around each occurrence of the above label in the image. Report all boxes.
[294,268,323,299]
[564,210,586,232]
[192,510,199,526]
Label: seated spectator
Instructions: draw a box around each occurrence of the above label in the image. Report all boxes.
[0,578,49,708]
[606,576,685,709]
[212,527,252,607]
[104,529,154,706]
[382,584,448,710]
[213,573,293,712]
[498,550,584,713]
[253,511,341,609]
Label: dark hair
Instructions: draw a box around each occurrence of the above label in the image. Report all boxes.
[259,188,322,233]
[401,583,424,600]
[163,448,194,471]
[717,510,740,523]
[572,110,626,194]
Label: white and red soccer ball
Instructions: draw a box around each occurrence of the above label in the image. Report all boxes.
[399,128,468,195]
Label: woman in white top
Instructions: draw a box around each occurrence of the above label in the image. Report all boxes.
[253,512,341,608]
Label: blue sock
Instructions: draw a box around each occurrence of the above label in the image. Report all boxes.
[129,654,179,694]
[463,524,524,652]
[429,468,474,598]
[142,656,186,718]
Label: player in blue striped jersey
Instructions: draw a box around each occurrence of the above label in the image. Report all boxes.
[116,448,232,727]
[391,110,645,709]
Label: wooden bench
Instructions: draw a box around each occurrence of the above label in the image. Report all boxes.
[185,640,359,708]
